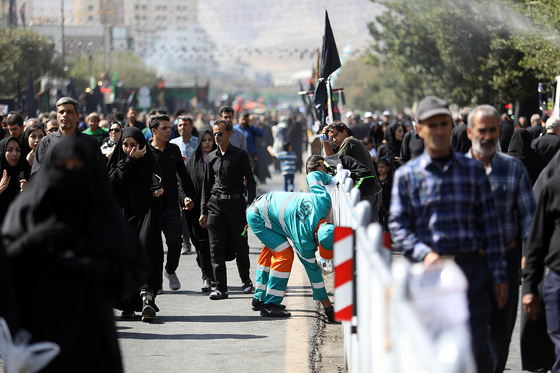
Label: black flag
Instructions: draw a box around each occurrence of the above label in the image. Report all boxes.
[320,11,340,80]
[313,10,341,126]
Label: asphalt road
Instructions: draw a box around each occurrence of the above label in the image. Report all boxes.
[117,166,343,373]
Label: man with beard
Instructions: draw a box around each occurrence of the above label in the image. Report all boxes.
[390,96,507,373]
[466,104,535,373]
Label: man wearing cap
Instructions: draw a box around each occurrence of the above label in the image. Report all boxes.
[390,96,507,373]
[246,167,336,322]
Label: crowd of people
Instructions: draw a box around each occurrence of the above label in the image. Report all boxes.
[2,92,560,372]
[0,97,336,371]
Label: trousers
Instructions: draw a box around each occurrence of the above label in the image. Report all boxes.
[206,196,250,292]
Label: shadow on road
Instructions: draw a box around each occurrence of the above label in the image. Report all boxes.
[117,332,268,340]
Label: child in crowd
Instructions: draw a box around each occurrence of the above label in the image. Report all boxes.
[270,142,297,192]
[377,157,393,232]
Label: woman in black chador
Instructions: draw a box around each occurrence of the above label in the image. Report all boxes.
[507,128,547,186]
[2,137,145,372]
[108,126,164,322]
[0,136,31,225]
[184,129,217,291]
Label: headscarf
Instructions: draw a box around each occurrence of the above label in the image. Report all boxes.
[22,123,46,157]
[507,128,533,161]
[383,123,403,158]
[2,137,145,298]
[507,128,547,186]
[186,129,216,205]
[107,126,161,191]
[0,136,31,223]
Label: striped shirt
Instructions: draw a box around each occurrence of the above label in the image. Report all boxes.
[276,150,297,175]
[466,151,535,244]
[390,150,506,284]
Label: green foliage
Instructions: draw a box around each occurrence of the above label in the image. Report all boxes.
[335,56,409,113]
[0,28,60,97]
[368,0,560,105]
[68,50,160,92]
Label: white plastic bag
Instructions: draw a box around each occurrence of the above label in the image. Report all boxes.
[0,317,60,373]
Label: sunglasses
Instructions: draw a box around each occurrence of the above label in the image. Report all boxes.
[213,132,224,138]
[110,128,121,133]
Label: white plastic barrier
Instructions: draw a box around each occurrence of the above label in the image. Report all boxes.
[328,165,475,373]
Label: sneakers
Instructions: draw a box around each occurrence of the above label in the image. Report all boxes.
[260,303,291,318]
[209,290,228,300]
[121,310,135,319]
[242,280,254,294]
[164,269,181,291]
[141,298,156,323]
[201,279,212,293]
[252,298,286,311]
[181,244,192,255]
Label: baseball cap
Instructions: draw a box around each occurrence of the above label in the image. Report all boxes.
[416,96,452,121]
[364,111,373,118]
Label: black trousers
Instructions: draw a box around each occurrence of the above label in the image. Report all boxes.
[163,206,183,275]
[185,211,214,281]
[206,196,250,293]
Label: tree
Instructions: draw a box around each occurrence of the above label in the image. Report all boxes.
[368,0,560,106]
[0,28,61,98]
[68,50,160,93]
[335,56,409,113]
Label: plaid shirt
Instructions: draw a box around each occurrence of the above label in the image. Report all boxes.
[390,150,507,284]
[466,151,535,244]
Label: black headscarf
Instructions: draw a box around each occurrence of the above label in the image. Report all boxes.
[507,128,547,186]
[0,136,31,223]
[1,137,146,371]
[21,123,45,160]
[186,129,216,204]
[107,127,161,209]
[383,123,403,156]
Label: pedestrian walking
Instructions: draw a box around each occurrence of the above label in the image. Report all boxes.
[108,127,165,322]
[2,138,145,372]
[390,96,507,373]
[200,119,256,300]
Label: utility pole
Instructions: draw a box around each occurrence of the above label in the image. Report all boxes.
[8,0,13,27]
[61,0,66,71]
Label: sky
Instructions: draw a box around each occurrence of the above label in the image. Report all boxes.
[196,0,383,83]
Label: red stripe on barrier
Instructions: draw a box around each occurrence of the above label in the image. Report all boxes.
[334,226,353,242]
[334,260,352,287]
[383,232,392,250]
[335,305,352,321]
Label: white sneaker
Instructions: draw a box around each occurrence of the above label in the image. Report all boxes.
[164,269,181,290]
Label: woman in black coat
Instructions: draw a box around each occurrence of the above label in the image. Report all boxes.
[507,128,547,186]
[2,137,144,372]
[184,129,217,291]
[107,127,164,322]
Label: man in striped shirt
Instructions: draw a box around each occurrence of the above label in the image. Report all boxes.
[390,96,507,373]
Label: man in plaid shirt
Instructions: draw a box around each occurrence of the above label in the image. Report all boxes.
[390,96,507,373]
[466,105,535,373]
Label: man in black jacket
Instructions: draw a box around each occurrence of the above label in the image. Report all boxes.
[306,153,381,223]
[149,115,194,291]
[200,119,255,300]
